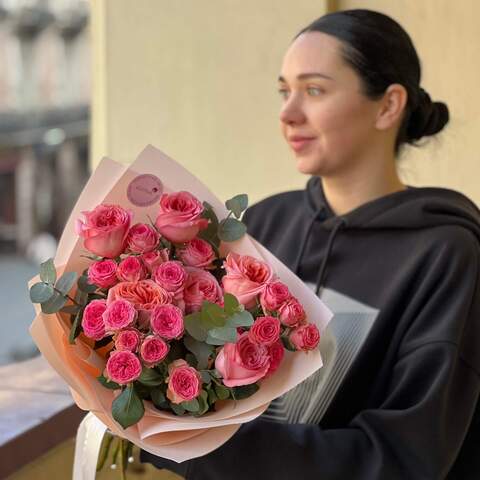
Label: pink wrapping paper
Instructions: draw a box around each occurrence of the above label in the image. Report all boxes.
[29,145,333,462]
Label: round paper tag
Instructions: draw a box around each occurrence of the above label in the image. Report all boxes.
[127,174,163,207]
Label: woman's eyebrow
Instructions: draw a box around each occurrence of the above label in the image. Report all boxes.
[277,73,334,82]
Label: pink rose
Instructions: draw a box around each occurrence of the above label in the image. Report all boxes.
[150,304,184,340]
[183,267,223,313]
[278,297,306,327]
[289,323,320,351]
[116,256,147,283]
[152,261,187,295]
[260,281,290,312]
[114,328,142,352]
[155,191,209,243]
[126,223,160,254]
[215,332,270,387]
[141,248,170,272]
[177,238,216,268]
[266,340,285,377]
[103,299,137,332]
[88,259,118,289]
[140,335,169,367]
[222,252,274,309]
[107,280,172,312]
[75,204,133,258]
[106,350,142,384]
[166,359,202,404]
[81,299,107,340]
[248,316,281,346]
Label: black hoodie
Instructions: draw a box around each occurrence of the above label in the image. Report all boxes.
[141,177,480,479]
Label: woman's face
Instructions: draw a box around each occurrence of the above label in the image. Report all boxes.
[278,31,385,177]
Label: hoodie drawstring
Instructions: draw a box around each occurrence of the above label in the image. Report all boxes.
[315,217,347,296]
[293,209,325,274]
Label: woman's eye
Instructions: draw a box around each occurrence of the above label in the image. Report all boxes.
[307,87,324,96]
[277,88,289,99]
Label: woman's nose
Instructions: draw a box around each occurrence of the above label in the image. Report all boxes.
[279,95,306,125]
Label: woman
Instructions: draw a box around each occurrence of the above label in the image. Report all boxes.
[142,9,480,479]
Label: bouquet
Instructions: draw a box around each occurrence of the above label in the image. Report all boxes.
[28,145,333,467]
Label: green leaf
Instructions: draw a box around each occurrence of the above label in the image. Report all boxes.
[97,374,121,390]
[181,398,200,412]
[223,293,240,315]
[94,336,113,349]
[112,385,145,429]
[41,291,68,314]
[218,218,247,242]
[199,370,211,384]
[184,335,214,370]
[184,313,207,341]
[75,288,89,306]
[30,282,54,303]
[40,258,56,284]
[281,335,296,352]
[207,387,218,404]
[68,308,84,344]
[138,367,164,386]
[185,353,198,368]
[150,388,167,407]
[225,310,254,328]
[231,383,259,400]
[171,403,186,416]
[60,305,81,315]
[206,326,237,345]
[78,275,98,293]
[200,301,226,329]
[225,194,248,219]
[214,384,230,400]
[199,201,220,248]
[55,271,78,295]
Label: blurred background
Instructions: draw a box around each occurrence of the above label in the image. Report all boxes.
[1,0,479,479]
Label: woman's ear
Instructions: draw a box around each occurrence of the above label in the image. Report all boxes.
[375,83,408,131]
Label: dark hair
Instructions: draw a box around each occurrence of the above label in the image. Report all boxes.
[294,9,449,155]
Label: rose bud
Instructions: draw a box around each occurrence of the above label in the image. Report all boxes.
[105,350,142,384]
[289,323,320,351]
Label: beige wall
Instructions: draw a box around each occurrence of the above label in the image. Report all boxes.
[337,0,480,204]
[90,0,330,205]
[91,0,480,206]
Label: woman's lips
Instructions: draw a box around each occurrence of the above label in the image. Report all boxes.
[288,137,316,152]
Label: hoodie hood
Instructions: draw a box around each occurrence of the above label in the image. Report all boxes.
[297,176,480,294]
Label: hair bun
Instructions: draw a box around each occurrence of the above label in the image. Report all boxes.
[407,88,450,142]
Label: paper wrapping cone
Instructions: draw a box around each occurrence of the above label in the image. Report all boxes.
[29,145,333,462]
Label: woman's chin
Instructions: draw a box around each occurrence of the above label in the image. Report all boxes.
[295,155,325,176]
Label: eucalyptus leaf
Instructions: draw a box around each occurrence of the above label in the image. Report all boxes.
[218,218,247,242]
[30,282,54,303]
[206,326,237,345]
[181,398,200,413]
[184,335,214,370]
[199,202,220,248]
[150,388,166,407]
[199,371,211,384]
[78,275,98,293]
[214,384,230,400]
[41,291,68,314]
[97,374,121,390]
[195,393,209,416]
[232,383,259,400]
[225,194,248,219]
[68,307,84,344]
[184,313,208,341]
[171,403,186,416]
[200,301,226,329]
[40,258,56,284]
[185,353,198,368]
[225,310,254,328]
[112,385,145,429]
[223,293,240,315]
[55,271,78,295]
[207,387,218,404]
[138,367,164,386]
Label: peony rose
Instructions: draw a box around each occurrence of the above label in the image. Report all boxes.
[114,328,142,352]
[107,279,171,313]
[103,299,137,332]
[266,340,285,377]
[289,323,320,351]
[222,252,274,309]
[105,350,142,384]
[215,332,270,387]
[154,191,209,243]
[183,267,223,313]
[81,299,107,340]
[75,204,133,258]
[88,259,118,289]
[166,359,202,404]
[140,335,169,367]
[177,238,216,268]
[126,223,160,254]
[260,281,290,312]
[278,297,307,327]
[141,248,170,272]
[116,256,147,283]
[150,304,184,340]
[248,316,281,346]
[152,261,187,295]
